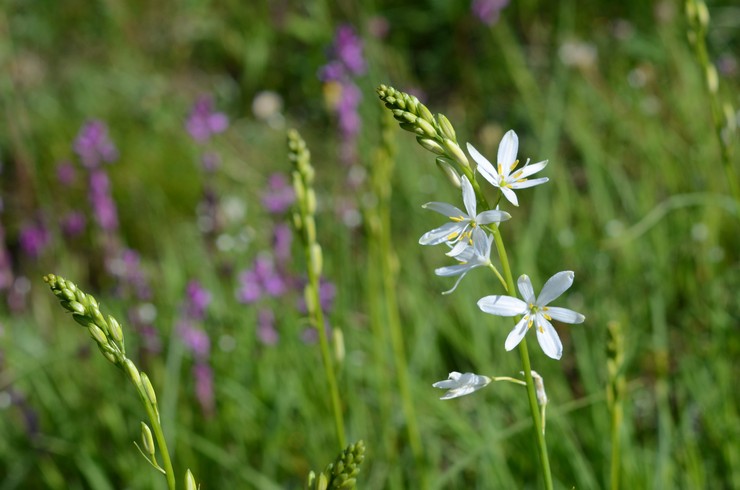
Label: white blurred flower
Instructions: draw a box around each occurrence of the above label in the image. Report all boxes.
[468,130,548,207]
[477,271,585,360]
[419,175,510,256]
[432,371,491,400]
[435,232,493,295]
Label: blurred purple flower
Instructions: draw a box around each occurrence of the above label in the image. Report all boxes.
[193,362,215,416]
[261,173,295,214]
[88,169,118,231]
[257,308,279,345]
[74,120,118,169]
[186,280,211,320]
[56,161,77,186]
[273,223,293,266]
[186,95,229,144]
[472,0,510,26]
[338,82,362,137]
[237,256,291,304]
[60,211,86,237]
[200,152,221,172]
[237,269,262,304]
[0,227,12,291]
[180,321,211,358]
[334,24,367,76]
[19,221,50,258]
[298,278,337,314]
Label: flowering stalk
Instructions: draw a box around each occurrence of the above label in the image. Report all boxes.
[288,129,346,449]
[378,85,554,489]
[43,274,194,490]
[305,440,366,490]
[607,321,626,490]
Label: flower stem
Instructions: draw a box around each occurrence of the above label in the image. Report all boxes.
[138,388,176,490]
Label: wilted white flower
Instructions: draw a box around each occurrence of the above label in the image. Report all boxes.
[432,371,491,400]
[419,175,510,256]
[477,271,585,360]
[435,232,494,294]
[468,130,548,207]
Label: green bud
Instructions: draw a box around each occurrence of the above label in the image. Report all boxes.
[405,95,419,115]
[435,157,462,188]
[442,138,470,169]
[696,1,709,29]
[305,216,317,244]
[108,315,123,343]
[417,103,434,124]
[399,122,417,133]
[101,349,117,364]
[437,113,456,141]
[90,307,108,332]
[141,422,155,456]
[333,327,345,364]
[124,359,142,387]
[399,111,416,124]
[185,469,198,490]
[292,171,306,204]
[306,188,317,215]
[310,243,323,276]
[293,212,303,231]
[89,324,109,347]
[417,137,446,155]
[73,314,95,329]
[85,293,99,311]
[141,372,158,406]
[706,65,718,93]
[66,300,86,315]
[304,285,317,314]
[416,118,437,138]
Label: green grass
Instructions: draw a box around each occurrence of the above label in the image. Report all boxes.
[1,1,739,488]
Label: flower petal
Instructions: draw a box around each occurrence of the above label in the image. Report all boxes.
[419,222,461,245]
[432,371,462,388]
[472,230,493,259]
[535,316,563,360]
[476,210,511,225]
[446,239,470,257]
[505,316,530,351]
[461,176,477,218]
[510,177,549,189]
[422,201,465,218]
[477,295,527,316]
[467,142,496,176]
[547,306,585,324]
[441,272,468,295]
[500,186,519,206]
[537,271,575,306]
[511,160,548,180]
[517,275,536,304]
[435,263,471,277]
[497,130,519,175]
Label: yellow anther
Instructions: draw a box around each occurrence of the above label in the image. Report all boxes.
[544,313,552,321]
[497,163,503,174]
[538,326,544,334]
[447,231,460,240]
[510,159,519,171]
[450,216,466,222]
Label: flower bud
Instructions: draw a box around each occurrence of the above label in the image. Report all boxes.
[185,469,198,490]
[435,157,462,188]
[141,372,158,406]
[310,243,323,276]
[88,324,109,347]
[141,422,155,456]
[416,118,437,139]
[124,359,142,387]
[437,113,456,141]
[108,315,123,343]
[416,137,446,155]
[442,139,470,169]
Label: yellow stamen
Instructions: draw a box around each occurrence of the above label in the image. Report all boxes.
[509,159,519,171]
[447,231,459,240]
[450,216,466,222]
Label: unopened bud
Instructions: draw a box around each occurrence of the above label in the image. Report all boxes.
[437,113,456,141]
[417,137,446,155]
[73,314,95,329]
[304,285,317,314]
[696,1,709,29]
[333,327,345,364]
[417,103,434,124]
[305,216,317,244]
[124,359,142,387]
[306,188,317,215]
[399,122,417,133]
[185,469,198,490]
[89,324,108,347]
[310,243,323,276]
[108,315,123,343]
[141,422,155,456]
[442,139,470,169]
[706,65,718,93]
[141,372,158,406]
[66,300,86,315]
[436,157,462,188]
[416,118,437,138]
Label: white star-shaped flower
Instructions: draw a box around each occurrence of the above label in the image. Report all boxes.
[435,232,493,294]
[419,175,510,256]
[432,371,492,400]
[477,271,585,360]
[468,130,549,207]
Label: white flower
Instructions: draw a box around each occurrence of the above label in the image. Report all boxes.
[477,271,585,360]
[435,232,493,294]
[419,175,510,257]
[432,371,491,400]
[468,130,549,207]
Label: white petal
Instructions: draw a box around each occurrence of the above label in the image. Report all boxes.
[535,316,563,360]
[441,272,468,295]
[460,176,477,218]
[467,142,496,175]
[511,160,548,180]
[419,222,461,246]
[472,230,493,259]
[446,239,470,257]
[435,263,471,277]
[505,316,530,351]
[547,307,585,324]
[516,275,536,304]
[537,271,575,306]
[422,201,465,218]
[476,210,511,225]
[510,177,549,189]
[500,187,519,206]
[497,130,519,175]
[477,295,527,316]
[432,371,462,388]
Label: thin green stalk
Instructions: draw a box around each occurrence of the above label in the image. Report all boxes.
[288,129,346,449]
[607,321,625,490]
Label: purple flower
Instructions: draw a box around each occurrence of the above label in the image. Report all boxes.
[179,321,211,359]
[237,256,291,304]
[186,95,229,144]
[19,221,50,258]
[56,161,77,186]
[186,280,211,320]
[200,152,221,172]
[0,227,13,291]
[261,173,295,214]
[338,82,362,137]
[193,362,215,416]
[257,308,279,345]
[334,24,367,76]
[74,120,118,169]
[273,223,293,267]
[472,0,510,26]
[60,211,86,237]
[237,269,262,304]
[298,278,337,314]
[88,169,119,231]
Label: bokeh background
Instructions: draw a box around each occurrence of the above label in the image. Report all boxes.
[1,0,739,488]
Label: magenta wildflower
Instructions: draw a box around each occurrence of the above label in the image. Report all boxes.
[257,308,279,345]
[186,95,229,144]
[333,24,367,76]
[56,161,77,186]
[74,120,118,169]
[19,221,50,258]
[193,362,215,416]
[186,280,212,320]
[472,0,510,26]
[272,223,293,267]
[261,173,295,214]
[88,169,119,231]
[60,211,86,237]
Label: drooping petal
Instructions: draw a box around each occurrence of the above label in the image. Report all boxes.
[497,130,519,176]
[472,230,493,259]
[476,209,511,225]
[441,272,468,295]
[547,306,585,324]
[505,316,530,351]
[516,275,536,304]
[534,315,563,360]
[434,263,472,277]
[432,371,462,388]
[510,160,548,180]
[477,295,527,316]
[537,271,575,306]
[467,142,497,180]
[510,177,550,189]
[419,221,461,245]
[446,239,470,257]
[500,186,519,206]
[422,201,465,218]
[460,176,477,218]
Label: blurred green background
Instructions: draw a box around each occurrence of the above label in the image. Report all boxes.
[1,0,739,488]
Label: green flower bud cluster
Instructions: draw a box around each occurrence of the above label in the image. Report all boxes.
[43,273,126,364]
[306,440,366,490]
[377,84,471,187]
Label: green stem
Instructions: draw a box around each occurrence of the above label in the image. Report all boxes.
[137,384,176,490]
